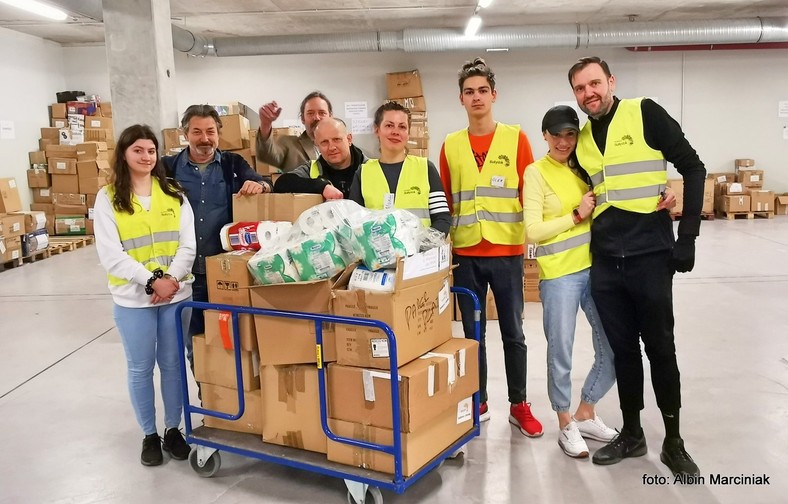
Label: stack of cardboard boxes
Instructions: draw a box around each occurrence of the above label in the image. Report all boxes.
[194,194,477,475]
[710,159,774,216]
[253,127,302,182]
[385,70,429,158]
[1,178,48,262]
[666,177,715,217]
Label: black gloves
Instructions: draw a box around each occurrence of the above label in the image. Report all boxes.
[672,235,696,273]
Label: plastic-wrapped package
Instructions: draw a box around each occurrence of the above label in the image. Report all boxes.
[288,230,351,281]
[247,246,300,285]
[220,221,293,251]
[418,226,449,252]
[351,209,422,270]
[347,264,396,293]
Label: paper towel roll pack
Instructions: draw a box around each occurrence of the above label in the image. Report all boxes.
[288,230,351,281]
[352,209,422,270]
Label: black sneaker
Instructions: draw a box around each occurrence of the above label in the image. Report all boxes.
[592,429,647,465]
[141,433,163,466]
[162,428,190,460]
[660,437,699,476]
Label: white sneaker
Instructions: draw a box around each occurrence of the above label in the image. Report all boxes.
[558,422,589,458]
[573,414,618,442]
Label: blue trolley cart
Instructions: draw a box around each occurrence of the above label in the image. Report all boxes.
[175,287,481,504]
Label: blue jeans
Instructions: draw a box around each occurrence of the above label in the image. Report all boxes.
[454,254,527,404]
[113,300,192,435]
[539,268,615,412]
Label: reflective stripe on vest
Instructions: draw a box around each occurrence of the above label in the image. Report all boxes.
[445,123,524,247]
[359,156,431,226]
[530,155,592,280]
[576,98,666,218]
[310,160,320,178]
[106,179,182,286]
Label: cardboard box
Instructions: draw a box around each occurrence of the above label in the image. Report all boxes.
[50,103,67,119]
[667,179,684,215]
[249,274,340,366]
[29,150,47,165]
[233,193,323,222]
[327,338,477,433]
[100,102,112,117]
[0,236,23,262]
[66,100,98,116]
[83,128,115,147]
[85,116,113,130]
[0,178,22,213]
[54,201,88,216]
[218,114,251,151]
[717,195,750,213]
[386,96,427,112]
[261,364,326,453]
[736,169,764,188]
[76,142,108,160]
[45,144,78,159]
[32,188,53,204]
[53,192,87,206]
[11,211,46,233]
[204,310,257,352]
[720,182,745,195]
[51,174,80,194]
[39,138,54,151]
[406,137,429,150]
[76,159,111,177]
[386,70,424,99]
[47,157,78,175]
[40,127,61,143]
[201,383,263,435]
[734,158,755,169]
[333,246,453,369]
[78,175,109,195]
[54,215,86,235]
[50,118,68,129]
[701,177,714,214]
[327,397,474,476]
[162,128,189,150]
[27,168,51,189]
[748,189,774,212]
[1,214,25,238]
[205,250,256,306]
[775,194,788,215]
[408,149,429,158]
[30,203,54,214]
[272,127,301,138]
[193,334,260,391]
[230,148,255,170]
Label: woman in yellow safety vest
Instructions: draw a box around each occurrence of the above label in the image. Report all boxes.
[94,124,196,467]
[349,101,451,235]
[524,105,618,459]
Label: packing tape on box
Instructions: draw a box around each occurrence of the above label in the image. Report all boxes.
[278,366,307,412]
[420,351,457,385]
[362,369,402,402]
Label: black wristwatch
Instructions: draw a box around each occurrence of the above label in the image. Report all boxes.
[145,269,164,295]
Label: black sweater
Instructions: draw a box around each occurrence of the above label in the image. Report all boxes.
[273,144,366,199]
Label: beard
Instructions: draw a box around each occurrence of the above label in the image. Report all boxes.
[194,143,215,157]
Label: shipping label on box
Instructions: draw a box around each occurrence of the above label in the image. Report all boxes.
[47,157,77,175]
[261,364,327,453]
[193,335,260,391]
[11,211,47,233]
[32,188,53,204]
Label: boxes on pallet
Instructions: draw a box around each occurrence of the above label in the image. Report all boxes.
[0,178,22,213]
[717,195,750,213]
[54,215,86,235]
[260,364,326,453]
[736,169,764,188]
[748,189,774,213]
[27,168,51,188]
[332,245,453,370]
[0,236,22,262]
[11,211,46,233]
[386,70,423,99]
[1,214,25,238]
[327,338,478,433]
[201,383,263,435]
[702,177,714,214]
[327,397,474,477]
[21,229,49,256]
[193,334,260,391]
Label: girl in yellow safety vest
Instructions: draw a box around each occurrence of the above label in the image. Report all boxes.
[94,124,196,467]
[349,102,451,235]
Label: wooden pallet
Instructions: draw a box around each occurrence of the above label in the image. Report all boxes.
[670,212,715,221]
[0,257,24,272]
[717,210,754,220]
[753,211,774,219]
[22,249,51,263]
[48,235,95,251]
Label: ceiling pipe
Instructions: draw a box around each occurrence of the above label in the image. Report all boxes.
[627,42,788,51]
[171,16,788,57]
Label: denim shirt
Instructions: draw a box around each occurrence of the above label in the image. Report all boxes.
[173,151,230,274]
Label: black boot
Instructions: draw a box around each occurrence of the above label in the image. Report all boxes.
[592,429,647,465]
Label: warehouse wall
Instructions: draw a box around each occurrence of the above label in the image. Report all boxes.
[0,27,66,210]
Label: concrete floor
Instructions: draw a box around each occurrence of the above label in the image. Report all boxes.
[0,218,786,504]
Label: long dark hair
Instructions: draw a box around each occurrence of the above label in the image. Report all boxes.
[110,124,184,214]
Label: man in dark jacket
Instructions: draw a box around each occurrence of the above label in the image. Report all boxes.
[163,104,272,363]
[274,117,366,200]
[568,57,706,477]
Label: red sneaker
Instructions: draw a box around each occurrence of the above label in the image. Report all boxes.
[479,401,491,422]
[509,401,543,437]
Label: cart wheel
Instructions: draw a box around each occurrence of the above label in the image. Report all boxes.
[346,486,383,504]
[189,448,221,477]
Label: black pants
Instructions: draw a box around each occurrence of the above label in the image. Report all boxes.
[590,250,681,412]
[454,254,527,404]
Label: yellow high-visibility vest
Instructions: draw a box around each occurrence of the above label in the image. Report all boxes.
[310,160,320,178]
[106,179,181,286]
[444,123,524,247]
[530,155,591,280]
[359,155,431,227]
[576,98,666,218]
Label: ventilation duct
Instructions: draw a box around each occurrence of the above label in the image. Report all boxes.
[173,17,788,57]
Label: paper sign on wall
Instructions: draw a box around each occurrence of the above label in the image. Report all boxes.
[344,101,368,119]
[0,120,15,140]
[351,118,374,135]
[778,101,788,118]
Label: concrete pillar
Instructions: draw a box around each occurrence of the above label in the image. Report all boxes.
[101,0,178,143]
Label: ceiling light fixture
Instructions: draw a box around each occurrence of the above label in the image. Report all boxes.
[478,0,494,8]
[0,0,68,21]
[465,14,482,37]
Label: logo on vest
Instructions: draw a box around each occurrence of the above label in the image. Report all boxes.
[161,207,176,218]
[403,186,421,195]
[613,135,634,147]
[488,154,511,167]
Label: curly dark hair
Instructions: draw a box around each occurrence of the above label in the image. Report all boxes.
[458,57,496,91]
[110,124,184,214]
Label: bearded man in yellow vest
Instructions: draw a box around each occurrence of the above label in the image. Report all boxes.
[440,58,543,437]
[569,56,706,476]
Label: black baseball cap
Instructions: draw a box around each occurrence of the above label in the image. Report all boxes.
[541,105,580,135]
